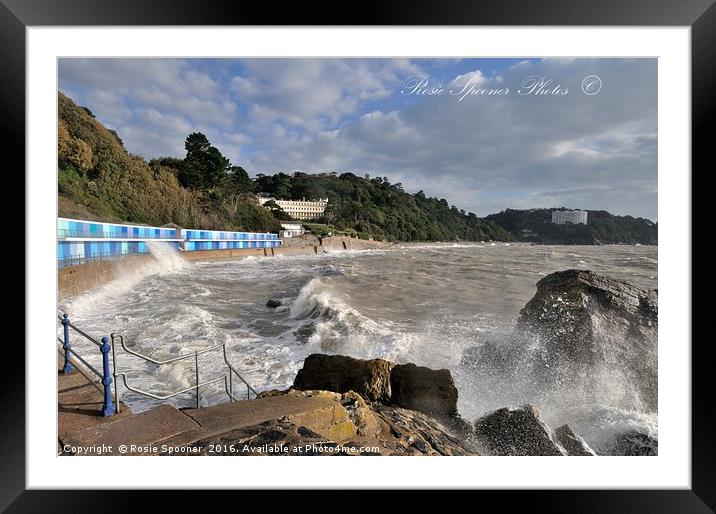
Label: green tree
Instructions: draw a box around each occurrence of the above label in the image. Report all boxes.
[226,165,255,193]
[149,157,184,176]
[262,199,293,221]
[223,165,255,214]
[178,132,230,190]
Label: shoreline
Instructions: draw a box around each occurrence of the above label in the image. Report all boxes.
[58,236,392,301]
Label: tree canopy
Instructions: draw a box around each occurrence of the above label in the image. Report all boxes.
[178,132,230,190]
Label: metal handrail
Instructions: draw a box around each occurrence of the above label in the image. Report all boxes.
[222,345,259,399]
[56,343,104,395]
[58,228,179,240]
[223,376,243,403]
[58,315,102,347]
[57,251,149,269]
[57,312,116,416]
[111,333,224,365]
[116,373,226,402]
[111,332,259,406]
[57,337,103,379]
[56,312,260,417]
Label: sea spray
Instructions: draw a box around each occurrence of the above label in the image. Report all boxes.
[62,241,190,317]
[145,240,189,272]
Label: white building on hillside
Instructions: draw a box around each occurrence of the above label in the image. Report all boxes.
[552,209,588,225]
[258,197,328,220]
[279,222,304,238]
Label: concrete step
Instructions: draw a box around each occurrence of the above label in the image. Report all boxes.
[61,404,200,455]
[57,351,132,440]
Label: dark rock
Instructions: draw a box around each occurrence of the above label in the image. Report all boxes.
[297,426,323,438]
[412,438,430,453]
[293,354,395,403]
[369,402,478,455]
[604,430,658,456]
[256,389,289,398]
[266,299,282,308]
[554,424,596,456]
[473,405,564,456]
[513,269,658,411]
[390,363,459,418]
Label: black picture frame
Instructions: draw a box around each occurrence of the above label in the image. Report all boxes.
[6,0,713,510]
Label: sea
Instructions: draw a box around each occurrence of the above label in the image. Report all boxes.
[60,241,658,452]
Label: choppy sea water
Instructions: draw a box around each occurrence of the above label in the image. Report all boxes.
[61,242,658,450]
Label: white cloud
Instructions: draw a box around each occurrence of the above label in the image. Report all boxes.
[230,58,423,128]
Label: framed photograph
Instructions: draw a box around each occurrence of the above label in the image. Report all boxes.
[7,0,712,509]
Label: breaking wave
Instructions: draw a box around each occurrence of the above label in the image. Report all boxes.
[288,278,419,362]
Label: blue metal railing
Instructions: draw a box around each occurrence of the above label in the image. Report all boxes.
[57,313,116,416]
[57,251,151,269]
[57,312,258,417]
[58,228,180,240]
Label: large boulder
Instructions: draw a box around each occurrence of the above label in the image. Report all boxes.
[554,424,596,456]
[390,363,459,418]
[473,405,564,456]
[293,354,394,403]
[601,430,658,456]
[512,269,658,411]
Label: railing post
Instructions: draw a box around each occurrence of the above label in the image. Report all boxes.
[195,351,200,409]
[110,334,121,414]
[61,314,73,374]
[100,337,116,416]
[228,370,233,403]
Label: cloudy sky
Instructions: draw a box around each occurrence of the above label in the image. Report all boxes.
[58,58,657,219]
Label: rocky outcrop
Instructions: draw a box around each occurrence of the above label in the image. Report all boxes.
[293,354,394,403]
[601,430,658,456]
[459,270,659,456]
[512,269,658,411]
[266,299,281,308]
[293,354,460,422]
[554,424,596,456]
[390,363,458,418]
[282,389,382,438]
[473,405,564,456]
[185,388,476,456]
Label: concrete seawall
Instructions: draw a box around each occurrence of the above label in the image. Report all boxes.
[58,236,390,301]
[58,254,155,302]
